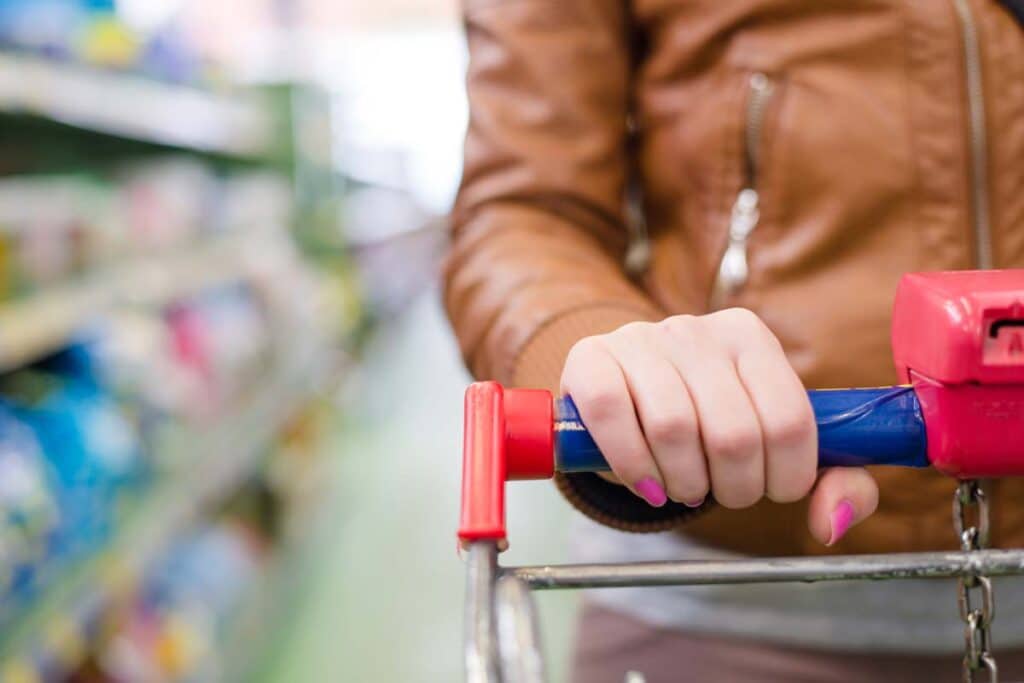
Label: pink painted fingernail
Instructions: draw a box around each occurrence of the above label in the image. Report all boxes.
[827,499,856,547]
[684,497,705,508]
[635,477,667,507]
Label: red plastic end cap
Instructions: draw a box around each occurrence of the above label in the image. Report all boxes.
[457,382,507,543]
[504,388,555,480]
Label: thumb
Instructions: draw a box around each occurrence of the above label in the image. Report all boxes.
[807,467,880,546]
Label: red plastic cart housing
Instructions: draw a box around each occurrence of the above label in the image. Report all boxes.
[893,270,1024,478]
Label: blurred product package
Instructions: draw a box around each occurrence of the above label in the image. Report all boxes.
[0,273,291,612]
[0,160,293,300]
[102,520,266,681]
[68,409,335,682]
[0,404,60,591]
[4,345,144,564]
[0,0,208,83]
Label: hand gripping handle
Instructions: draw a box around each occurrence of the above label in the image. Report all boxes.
[554,386,930,472]
[457,382,928,544]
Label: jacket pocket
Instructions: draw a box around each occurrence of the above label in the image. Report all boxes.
[710,72,779,308]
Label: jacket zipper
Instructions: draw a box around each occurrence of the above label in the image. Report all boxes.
[712,72,774,303]
[952,0,993,269]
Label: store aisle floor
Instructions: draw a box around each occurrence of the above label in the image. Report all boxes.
[261,290,579,682]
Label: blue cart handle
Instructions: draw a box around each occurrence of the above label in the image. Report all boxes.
[554,387,930,473]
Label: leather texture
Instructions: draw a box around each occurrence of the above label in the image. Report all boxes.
[444,0,1024,557]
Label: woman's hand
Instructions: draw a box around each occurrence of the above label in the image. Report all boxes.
[560,309,879,546]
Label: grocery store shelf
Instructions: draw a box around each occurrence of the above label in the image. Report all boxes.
[0,237,267,373]
[219,488,338,683]
[0,52,276,158]
[0,342,330,679]
[218,417,345,682]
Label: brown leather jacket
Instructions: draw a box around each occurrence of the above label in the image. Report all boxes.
[444,0,1024,557]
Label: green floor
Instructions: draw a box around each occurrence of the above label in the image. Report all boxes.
[259,292,579,682]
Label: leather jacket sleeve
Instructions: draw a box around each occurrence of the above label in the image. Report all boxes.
[444,0,704,531]
[445,0,661,389]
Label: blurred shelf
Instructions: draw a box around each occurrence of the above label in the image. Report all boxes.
[218,496,337,683]
[0,52,276,159]
[218,411,345,682]
[0,236,267,373]
[0,341,329,679]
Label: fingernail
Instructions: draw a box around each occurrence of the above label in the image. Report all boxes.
[684,497,705,508]
[635,477,667,507]
[827,499,856,547]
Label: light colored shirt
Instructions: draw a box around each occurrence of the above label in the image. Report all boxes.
[570,515,1024,653]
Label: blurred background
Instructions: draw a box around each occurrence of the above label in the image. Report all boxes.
[0,0,579,681]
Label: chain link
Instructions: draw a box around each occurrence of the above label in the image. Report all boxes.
[955,481,998,683]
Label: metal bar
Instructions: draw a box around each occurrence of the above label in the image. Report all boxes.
[506,549,1024,590]
[495,576,547,683]
[465,542,501,683]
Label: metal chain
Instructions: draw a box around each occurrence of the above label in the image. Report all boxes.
[955,480,998,683]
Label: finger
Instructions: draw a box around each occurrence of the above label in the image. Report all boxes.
[657,317,765,509]
[603,328,708,506]
[560,338,667,507]
[729,326,818,503]
[807,467,880,546]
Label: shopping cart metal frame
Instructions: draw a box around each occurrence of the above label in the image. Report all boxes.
[464,505,1024,683]
[465,468,1024,683]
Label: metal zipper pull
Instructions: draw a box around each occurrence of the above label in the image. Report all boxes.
[717,188,760,290]
[712,73,773,302]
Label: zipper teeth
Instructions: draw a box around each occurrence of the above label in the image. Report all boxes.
[745,73,774,185]
[952,0,993,270]
[710,73,773,308]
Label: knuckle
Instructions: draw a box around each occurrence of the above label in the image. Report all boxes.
[770,454,815,501]
[659,314,698,339]
[574,385,623,421]
[713,307,770,337]
[606,451,652,484]
[712,479,763,509]
[763,409,815,449]
[567,335,603,361]
[767,465,817,503]
[704,426,762,463]
[616,321,652,338]
[563,337,607,384]
[659,315,705,356]
[643,410,694,446]
[723,306,762,327]
[665,476,709,505]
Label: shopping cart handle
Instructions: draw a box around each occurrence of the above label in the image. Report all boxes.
[554,387,929,474]
[458,382,929,544]
[460,270,1024,545]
